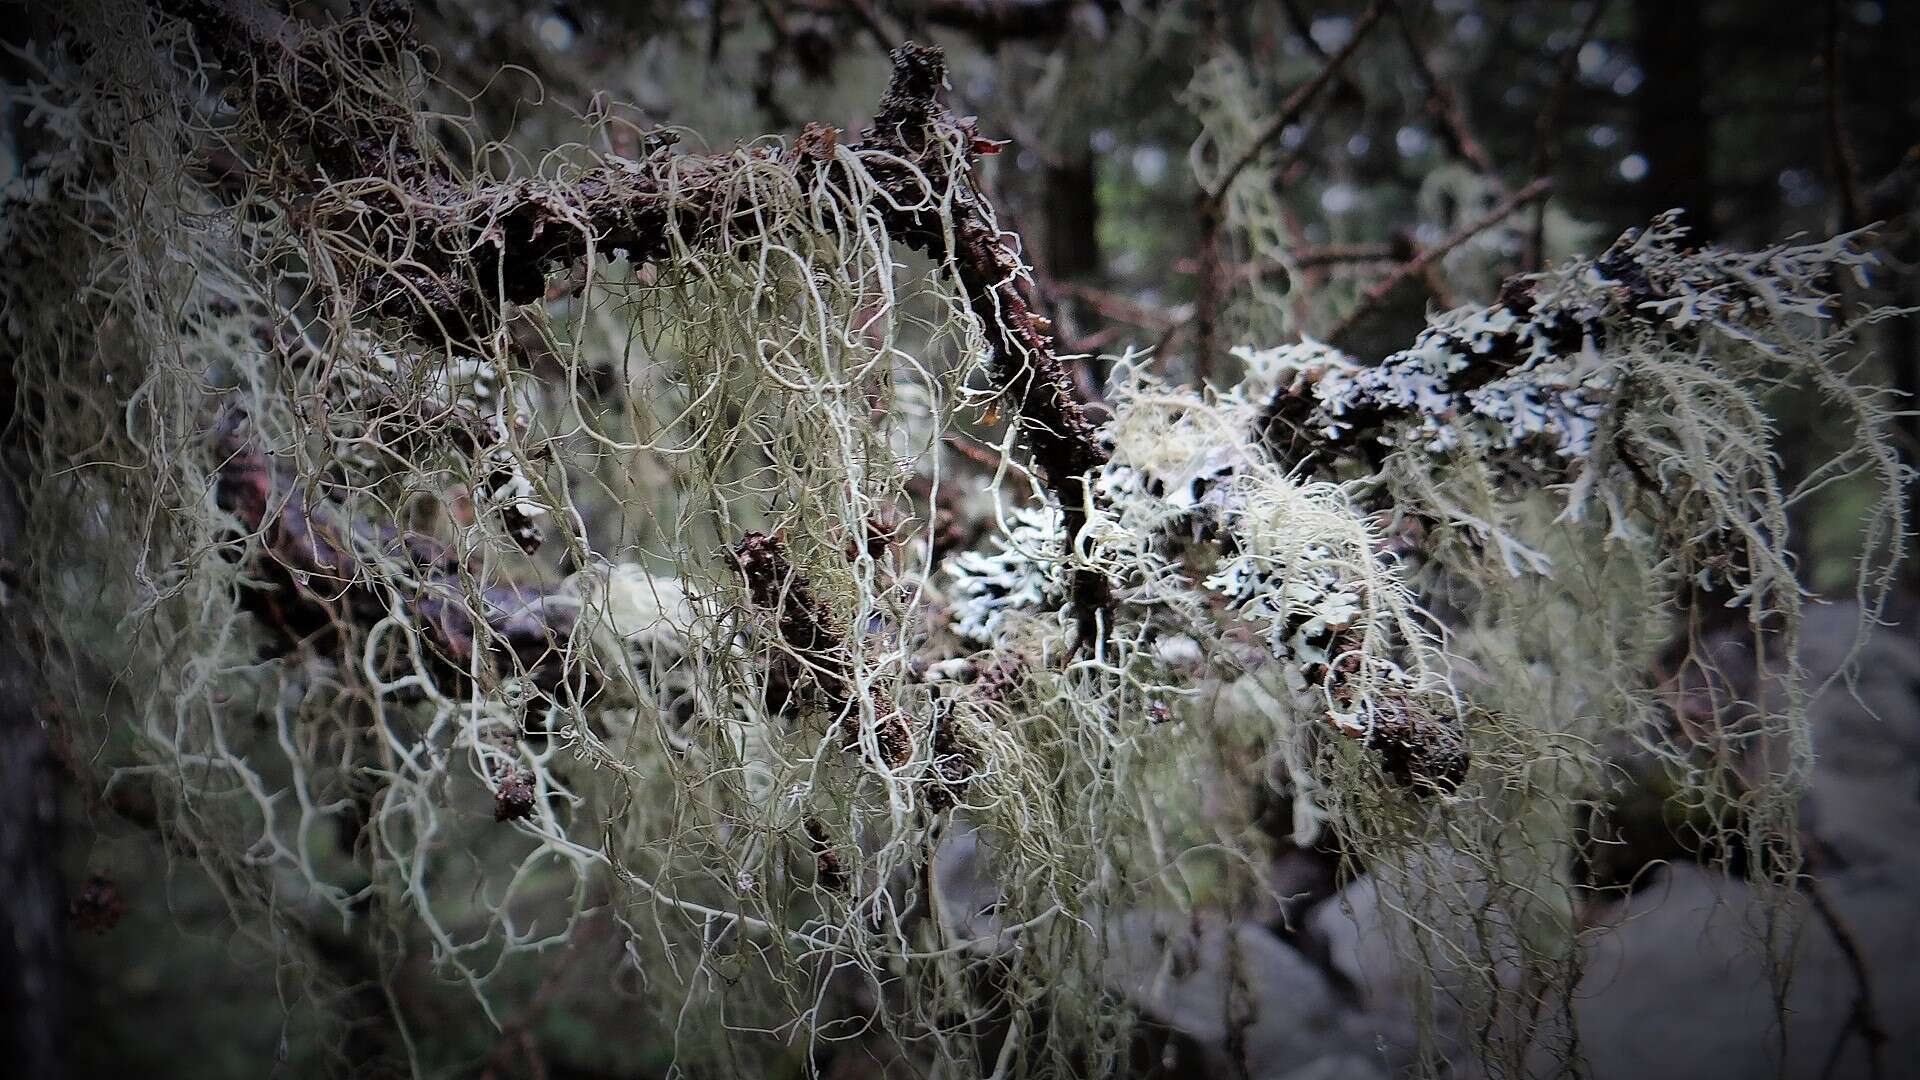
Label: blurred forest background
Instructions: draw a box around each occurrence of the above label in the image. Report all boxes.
[5,0,1920,1077]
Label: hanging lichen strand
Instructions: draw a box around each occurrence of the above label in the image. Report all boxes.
[1,1,1907,1078]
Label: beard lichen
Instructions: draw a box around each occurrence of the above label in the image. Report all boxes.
[2,3,1909,1078]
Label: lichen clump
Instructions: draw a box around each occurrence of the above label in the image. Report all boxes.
[0,4,1907,1079]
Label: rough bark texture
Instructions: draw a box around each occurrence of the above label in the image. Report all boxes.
[860,42,1114,644]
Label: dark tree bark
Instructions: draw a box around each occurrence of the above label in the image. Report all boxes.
[1,9,68,1069]
[1042,152,1101,284]
[0,475,64,1078]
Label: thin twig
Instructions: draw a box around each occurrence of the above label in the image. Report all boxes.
[838,0,899,53]
[1274,0,1363,104]
[1289,242,1405,267]
[943,432,1010,471]
[1194,0,1228,384]
[1173,245,1405,276]
[1209,0,1391,202]
[1392,2,1500,181]
[1326,176,1552,342]
[1196,0,1389,377]
[1051,281,1181,333]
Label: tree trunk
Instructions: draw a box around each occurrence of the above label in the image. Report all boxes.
[0,477,64,1078]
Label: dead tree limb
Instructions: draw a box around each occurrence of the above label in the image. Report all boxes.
[213,416,584,699]
[856,43,1114,644]
[161,0,1118,646]
[1208,0,1391,203]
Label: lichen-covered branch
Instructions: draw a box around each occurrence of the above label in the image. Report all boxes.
[860,43,1115,642]
[946,373,1474,793]
[213,416,583,697]
[162,0,1118,644]
[1254,214,1875,481]
[8,5,1914,1079]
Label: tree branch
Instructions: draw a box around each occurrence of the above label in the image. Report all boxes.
[1207,0,1390,203]
[212,416,585,700]
[1525,1,1609,269]
[161,1,1120,646]
[859,43,1114,644]
[1392,1,1500,181]
[1323,176,1552,344]
[1196,0,1389,375]
[732,532,913,770]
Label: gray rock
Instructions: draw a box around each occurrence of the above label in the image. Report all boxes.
[1560,861,1920,1080]
[1100,909,1392,1077]
[1799,603,1920,871]
[1559,606,1920,1078]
